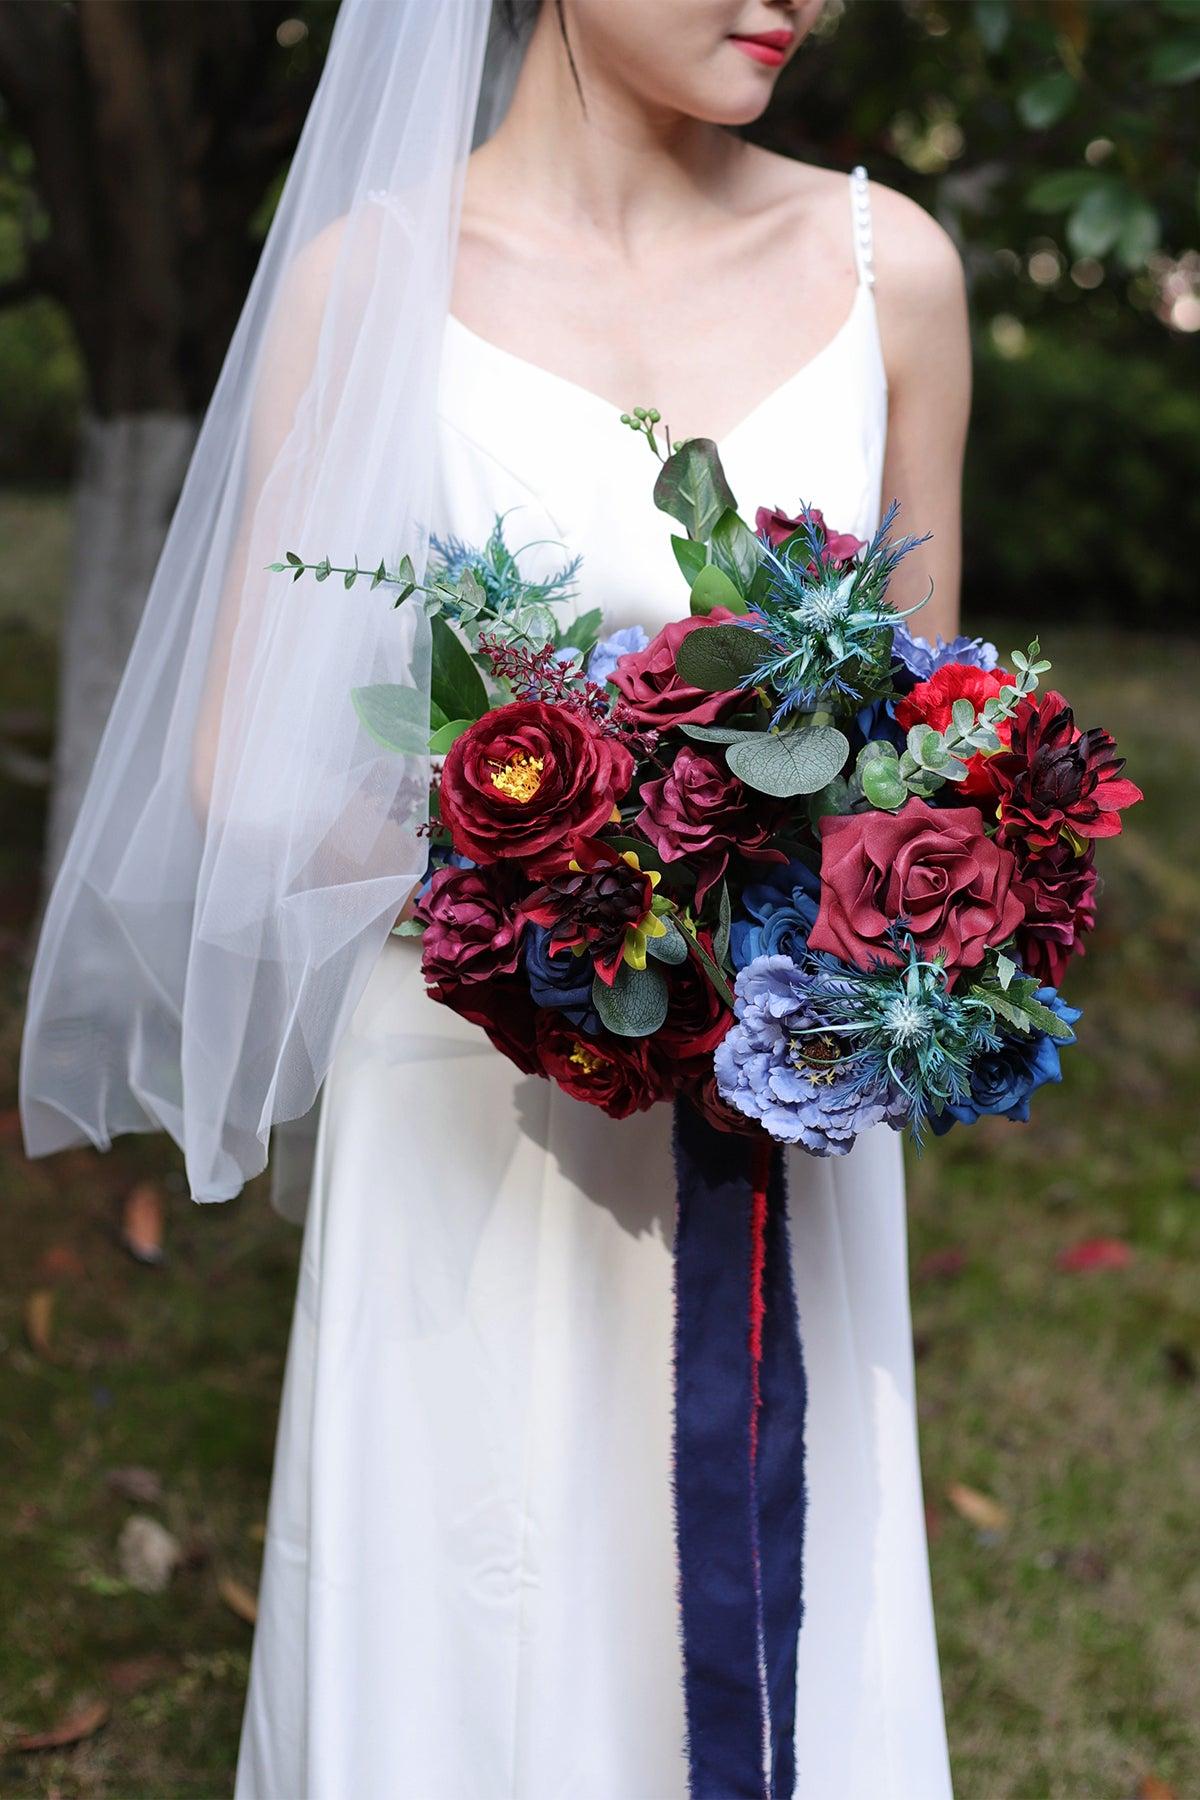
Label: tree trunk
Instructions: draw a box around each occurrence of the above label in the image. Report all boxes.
[44,411,198,886]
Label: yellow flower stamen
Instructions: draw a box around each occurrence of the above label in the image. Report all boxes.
[489,752,545,803]
[569,1042,606,1076]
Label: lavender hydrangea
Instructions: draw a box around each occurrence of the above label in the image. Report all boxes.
[587,624,649,686]
[892,622,999,681]
[714,954,908,1155]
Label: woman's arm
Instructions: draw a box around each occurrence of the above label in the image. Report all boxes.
[870,183,972,640]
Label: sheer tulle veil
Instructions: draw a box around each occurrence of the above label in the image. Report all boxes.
[20,0,530,1204]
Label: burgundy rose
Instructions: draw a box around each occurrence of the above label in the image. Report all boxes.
[686,1070,758,1137]
[653,932,734,1071]
[535,1013,670,1119]
[754,503,865,566]
[608,609,745,730]
[1011,837,1098,987]
[808,795,1025,977]
[439,699,633,874]
[637,745,782,905]
[988,690,1142,851]
[893,661,1013,797]
[416,864,525,988]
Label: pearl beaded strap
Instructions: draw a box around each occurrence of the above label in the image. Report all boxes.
[850,164,876,290]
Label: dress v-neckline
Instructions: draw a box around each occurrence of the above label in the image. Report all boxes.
[444,282,874,449]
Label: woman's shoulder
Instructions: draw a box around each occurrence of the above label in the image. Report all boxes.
[742,145,964,303]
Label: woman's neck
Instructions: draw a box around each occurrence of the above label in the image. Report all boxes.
[481,13,747,251]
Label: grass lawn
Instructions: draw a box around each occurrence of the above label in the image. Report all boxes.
[1,489,1196,1799]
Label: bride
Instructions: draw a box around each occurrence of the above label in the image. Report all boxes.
[22,1,968,1795]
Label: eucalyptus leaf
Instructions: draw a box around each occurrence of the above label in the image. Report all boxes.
[673,622,767,693]
[653,438,737,543]
[726,725,849,798]
[679,720,764,744]
[713,881,732,967]
[646,918,688,965]
[429,614,489,724]
[351,683,431,755]
[861,759,908,810]
[592,961,669,1038]
[951,697,977,733]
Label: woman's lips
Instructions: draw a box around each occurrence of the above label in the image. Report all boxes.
[728,30,793,68]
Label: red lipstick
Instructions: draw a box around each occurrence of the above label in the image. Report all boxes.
[728,29,794,68]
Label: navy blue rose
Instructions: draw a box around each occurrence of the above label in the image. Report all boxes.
[731,860,821,970]
[930,986,1081,1133]
[525,924,601,1036]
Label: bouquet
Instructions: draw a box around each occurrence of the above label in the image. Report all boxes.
[280,410,1139,1154]
[274,409,1140,1796]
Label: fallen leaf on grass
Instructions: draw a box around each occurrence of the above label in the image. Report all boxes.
[218,1575,259,1624]
[1135,1777,1177,1800]
[916,1247,967,1281]
[106,1465,163,1504]
[7,1698,110,1754]
[37,1243,86,1283]
[946,1482,1011,1535]
[1057,1236,1133,1273]
[24,1287,55,1357]
[120,1181,165,1266]
[105,1653,176,1696]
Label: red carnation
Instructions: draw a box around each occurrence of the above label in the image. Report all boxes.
[608,610,745,731]
[535,1013,670,1119]
[439,699,633,874]
[754,504,865,566]
[637,745,783,905]
[808,795,1025,977]
[988,690,1142,851]
[893,662,1013,797]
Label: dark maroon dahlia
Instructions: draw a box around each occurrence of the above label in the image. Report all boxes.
[1011,837,1099,987]
[988,691,1142,852]
[521,839,659,986]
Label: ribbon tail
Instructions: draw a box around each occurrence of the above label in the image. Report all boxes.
[671,1099,807,1800]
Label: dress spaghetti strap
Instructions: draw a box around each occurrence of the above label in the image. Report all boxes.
[849,164,876,290]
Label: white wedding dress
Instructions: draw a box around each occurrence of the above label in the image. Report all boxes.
[236,169,953,1800]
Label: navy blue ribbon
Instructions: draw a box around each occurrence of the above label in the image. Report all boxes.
[672,1100,807,1800]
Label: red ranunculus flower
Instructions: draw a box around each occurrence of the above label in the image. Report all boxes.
[1011,837,1098,987]
[535,1013,670,1119]
[439,700,633,874]
[653,931,734,1071]
[416,864,525,988]
[808,795,1025,977]
[637,745,784,905]
[754,504,865,566]
[988,690,1142,850]
[893,661,1013,797]
[608,609,745,730]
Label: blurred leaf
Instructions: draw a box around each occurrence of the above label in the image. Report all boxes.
[972,0,1011,52]
[23,1287,54,1357]
[36,1242,85,1281]
[946,1482,1012,1534]
[7,1699,109,1754]
[1017,72,1077,129]
[1137,1778,1179,1800]
[1147,34,1200,83]
[1027,168,1104,212]
[1116,200,1161,268]
[218,1575,259,1625]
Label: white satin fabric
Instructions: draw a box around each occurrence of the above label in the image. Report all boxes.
[236,174,954,1800]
